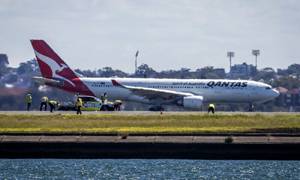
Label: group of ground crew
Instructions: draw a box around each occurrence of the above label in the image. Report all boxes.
[25,93,59,113]
[26,92,83,114]
[38,96,59,113]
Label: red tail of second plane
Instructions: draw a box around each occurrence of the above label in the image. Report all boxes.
[31,40,94,96]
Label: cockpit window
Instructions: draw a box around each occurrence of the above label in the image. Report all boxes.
[265,87,271,90]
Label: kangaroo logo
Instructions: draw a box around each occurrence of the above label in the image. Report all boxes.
[34,50,75,87]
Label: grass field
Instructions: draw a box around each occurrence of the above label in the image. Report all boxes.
[0,113,299,134]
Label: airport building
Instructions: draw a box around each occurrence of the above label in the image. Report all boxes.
[0,54,8,66]
[230,62,256,79]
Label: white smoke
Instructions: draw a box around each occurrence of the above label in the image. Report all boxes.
[38,85,51,92]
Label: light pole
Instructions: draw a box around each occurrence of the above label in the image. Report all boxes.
[227,51,234,77]
[135,50,139,74]
[252,49,260,71]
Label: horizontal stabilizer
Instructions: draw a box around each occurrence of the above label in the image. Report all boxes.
[32,76,63,87]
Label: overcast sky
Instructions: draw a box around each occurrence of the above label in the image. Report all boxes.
[0,0,299,73]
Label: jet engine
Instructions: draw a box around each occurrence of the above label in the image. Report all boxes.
[183,96,203,109]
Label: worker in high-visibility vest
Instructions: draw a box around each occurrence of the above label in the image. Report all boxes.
[75,97,83,115]
[114,100,122,111]
[25,93,32,111]
[40,96,48,111]
[100,92,107,104]
[48,100,58,113]
[208,103,215,114]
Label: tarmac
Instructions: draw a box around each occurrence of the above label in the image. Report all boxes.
[0,110,299,116]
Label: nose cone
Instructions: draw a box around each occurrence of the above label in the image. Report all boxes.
[272,88,280,98]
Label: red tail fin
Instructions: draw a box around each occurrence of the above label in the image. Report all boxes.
[31,40,77,80]
[30,40,94,96]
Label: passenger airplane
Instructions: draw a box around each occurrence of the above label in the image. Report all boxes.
[31,40,279,110]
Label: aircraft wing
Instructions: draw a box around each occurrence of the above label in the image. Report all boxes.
[111,79,193,101]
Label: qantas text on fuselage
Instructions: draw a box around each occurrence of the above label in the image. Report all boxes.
[30,40,279,109]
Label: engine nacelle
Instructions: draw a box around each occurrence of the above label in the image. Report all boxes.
[183,96,203,109]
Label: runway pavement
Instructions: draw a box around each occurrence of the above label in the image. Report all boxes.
[0,110,299,116]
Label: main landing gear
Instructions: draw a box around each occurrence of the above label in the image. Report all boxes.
[149,106,165,111]
[248,103,255,112]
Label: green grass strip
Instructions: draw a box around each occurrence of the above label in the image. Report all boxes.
[0,113,299,134]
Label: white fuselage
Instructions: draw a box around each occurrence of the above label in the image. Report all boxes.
[30,40,279,108]
[79,77,279,105]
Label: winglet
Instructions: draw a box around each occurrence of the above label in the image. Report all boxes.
[111,79,122,86]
